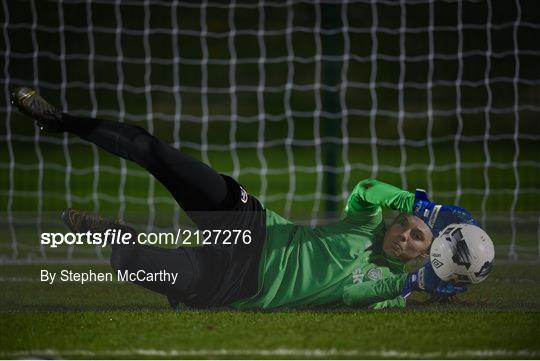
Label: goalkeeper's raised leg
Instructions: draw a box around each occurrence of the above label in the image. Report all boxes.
[11,86,266,309]
[11,87,241,213]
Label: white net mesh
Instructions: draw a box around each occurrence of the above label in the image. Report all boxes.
[1,0,539,263]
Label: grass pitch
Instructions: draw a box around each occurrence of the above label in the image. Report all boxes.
[1,263,539,359]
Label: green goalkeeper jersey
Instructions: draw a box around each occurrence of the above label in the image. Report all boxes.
[231,178,415,310]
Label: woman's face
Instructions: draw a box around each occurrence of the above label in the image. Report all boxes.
[382,213,433,262]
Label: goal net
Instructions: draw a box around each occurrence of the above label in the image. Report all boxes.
[1,0,539,263]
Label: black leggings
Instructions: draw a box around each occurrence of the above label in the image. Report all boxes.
[62,114,262,308]
[62,114,231,211]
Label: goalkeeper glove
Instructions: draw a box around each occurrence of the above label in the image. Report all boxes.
[401,262,467,298]
[413,189,478,237]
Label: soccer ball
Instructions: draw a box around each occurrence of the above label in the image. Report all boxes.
[429,223,495,285]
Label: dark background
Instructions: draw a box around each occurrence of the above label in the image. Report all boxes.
[1,0,539,262]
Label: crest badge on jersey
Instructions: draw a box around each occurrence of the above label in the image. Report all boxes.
[367,268,383,281]
[240,186,248,203]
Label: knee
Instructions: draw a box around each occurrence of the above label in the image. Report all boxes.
[134,135,164,169]
[110,245,140,272]
[131,130,157,153]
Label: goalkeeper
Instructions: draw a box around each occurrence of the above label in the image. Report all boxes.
[12,87,477,310]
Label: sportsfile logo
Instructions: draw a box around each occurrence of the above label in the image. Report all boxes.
[40,228,253,248]
[40,229,131,248]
